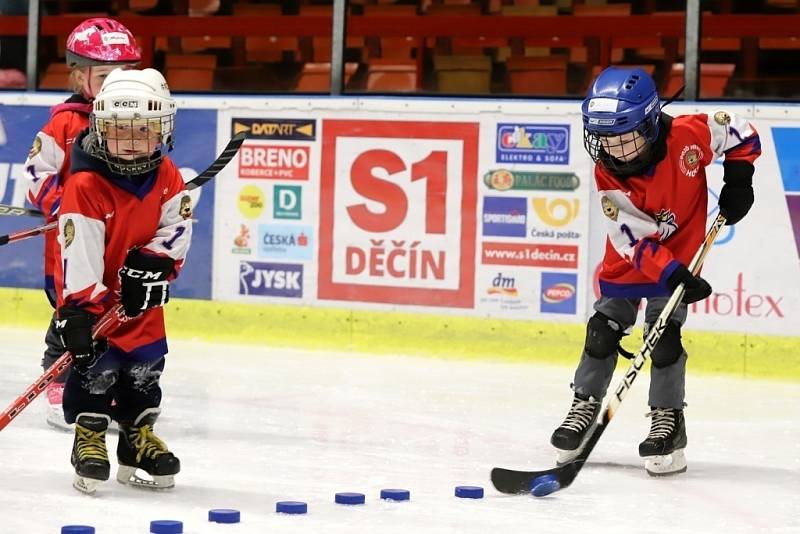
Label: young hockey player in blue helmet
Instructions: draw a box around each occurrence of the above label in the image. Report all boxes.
[551,67,761,476]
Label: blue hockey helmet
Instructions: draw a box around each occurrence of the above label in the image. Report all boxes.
[582,67,661,174]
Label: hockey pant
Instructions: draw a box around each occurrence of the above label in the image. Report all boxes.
[63,345,165,424]
[573,296,688,409]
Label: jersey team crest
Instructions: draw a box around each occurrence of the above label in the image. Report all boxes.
[713,111,731,125]
[601,195,619,221]
[179,195,193,220]
[28,136,42,159]
[679,144,704,178]
[63,219,75,248]
[655,208,678,241]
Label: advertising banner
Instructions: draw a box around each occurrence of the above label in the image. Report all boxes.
[215,104,591,322]
[0,100,216,299]
[2,95,796,337]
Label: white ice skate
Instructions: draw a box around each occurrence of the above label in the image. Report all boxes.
[45,382,73,432]
[644,449,687,476]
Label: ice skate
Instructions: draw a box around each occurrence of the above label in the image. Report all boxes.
[116,408,180,489]
[45,381,73,432]
[550,393,601,465]
[639,407,687,476]
[71,413,111,494]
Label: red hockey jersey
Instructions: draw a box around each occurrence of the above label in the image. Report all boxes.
[23,95,93,296]
[54,133,192,356]
[596,111,761,298]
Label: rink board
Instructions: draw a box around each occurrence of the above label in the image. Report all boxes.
[0,94,797,373]
[2,287,797,380]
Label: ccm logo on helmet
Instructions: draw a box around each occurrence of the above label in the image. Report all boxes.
[112,100,138,108]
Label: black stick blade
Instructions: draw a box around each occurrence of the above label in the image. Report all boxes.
[491,462,581,495]
[491,421,607,496]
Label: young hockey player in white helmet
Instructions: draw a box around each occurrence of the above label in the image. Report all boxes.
[53,68,191,494]
[551,67,761,476]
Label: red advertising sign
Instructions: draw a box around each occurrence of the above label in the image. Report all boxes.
[318,120,478,307]
[238,144,310,180]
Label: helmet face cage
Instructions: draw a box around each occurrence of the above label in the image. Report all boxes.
[91,114,174,175]
[583,112,658,174]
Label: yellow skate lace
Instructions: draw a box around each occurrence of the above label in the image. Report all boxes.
[130,425,169,463]
[75,425,108,461]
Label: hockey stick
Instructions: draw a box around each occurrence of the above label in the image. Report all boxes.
[0,204,45,218]
[0,131,247,247]
[0,303,124,431]
[491,213,727,496]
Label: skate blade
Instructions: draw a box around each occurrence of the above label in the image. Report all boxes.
[645,449,687,477]
[117,465,175,490]
[46,417,74,432]
[46,407,74,432]
[73,474,104,494]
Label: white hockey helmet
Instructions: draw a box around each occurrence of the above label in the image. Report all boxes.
[90,68,177,175]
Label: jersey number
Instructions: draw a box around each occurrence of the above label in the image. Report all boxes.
[162,226,185,250]
[620,224,639,247]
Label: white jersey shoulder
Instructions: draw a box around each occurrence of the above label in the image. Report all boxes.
[58,212,107,302]
[705,110,756,159]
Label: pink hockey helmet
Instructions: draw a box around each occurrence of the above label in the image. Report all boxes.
[66,18,141,68]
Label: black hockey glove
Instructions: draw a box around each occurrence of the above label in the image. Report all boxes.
[55,306,107,371]
[718,160,755,226]
[666,264,712,304]
[119,249,175,318]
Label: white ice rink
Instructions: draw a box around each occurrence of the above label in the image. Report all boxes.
[1,326,798,534]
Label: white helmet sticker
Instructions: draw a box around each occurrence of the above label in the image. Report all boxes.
[588,98,619,112]
[101,32,130,46]
[589,117,616,125]
[644,95,659,114]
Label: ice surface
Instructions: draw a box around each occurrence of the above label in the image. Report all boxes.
[1,327,798,534]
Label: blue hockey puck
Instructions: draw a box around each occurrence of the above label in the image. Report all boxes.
[335,492,366,505]
[61,527,95,534]
[380,488,410,501]
[149,520,183,534]
[276,501,308,514]
[530,474,561,497]
[208,509,241,523]
[454,486,484,499]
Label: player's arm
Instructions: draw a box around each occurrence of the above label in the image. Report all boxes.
[598,189,710,302]
[23,127,67,217]
[57,174,109,315]
[600,190,676,284]
[706,111,762,225]
[118,161,193,318]
[141,160,193,273]
[55,174,110,370]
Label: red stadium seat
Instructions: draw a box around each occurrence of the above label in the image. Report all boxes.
[366,59,418,92]
[506,56,568,95]
[665,63,736,98]
[166,67,214,91]
[295,62,359,92]
[433,54,491,93]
